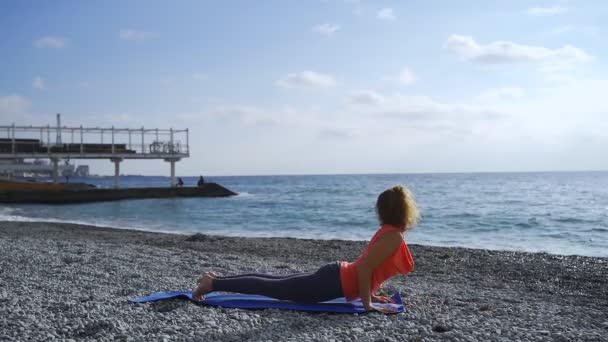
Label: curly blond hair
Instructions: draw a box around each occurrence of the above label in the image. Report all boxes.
[375,185,420,231]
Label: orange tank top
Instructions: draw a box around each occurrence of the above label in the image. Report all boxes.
[339,224,415,301]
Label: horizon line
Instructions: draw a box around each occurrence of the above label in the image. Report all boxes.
[86,169,608,178]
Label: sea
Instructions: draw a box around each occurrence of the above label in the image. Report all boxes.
[1,172,607,257]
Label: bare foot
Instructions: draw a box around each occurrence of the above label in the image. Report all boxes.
[192,273,214,301]
[197,271,217,285]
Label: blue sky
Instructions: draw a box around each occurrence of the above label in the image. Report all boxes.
[1,0,607,176]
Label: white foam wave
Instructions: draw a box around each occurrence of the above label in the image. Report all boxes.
[0,209,119,229]
[0,207,192,237]
[0,207,16,216]
[235,192,255,198]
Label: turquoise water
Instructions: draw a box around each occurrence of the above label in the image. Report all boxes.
[1,172,607,257]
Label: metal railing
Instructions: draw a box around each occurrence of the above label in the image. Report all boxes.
[0,124,190,158]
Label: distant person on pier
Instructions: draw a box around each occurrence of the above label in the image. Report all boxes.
[197,176,205,187]
[177,177,184,187]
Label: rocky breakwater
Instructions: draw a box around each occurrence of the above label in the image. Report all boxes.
[0,182,237,204]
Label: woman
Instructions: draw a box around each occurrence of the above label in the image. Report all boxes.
[193,185,419,313]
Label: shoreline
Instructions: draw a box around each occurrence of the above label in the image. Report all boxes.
[1,218,605,259]
[1,221,606,341]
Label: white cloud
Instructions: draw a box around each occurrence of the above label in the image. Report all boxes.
[346,92,499,138]
[119,29,153,41]
[527,5,567,16]
[34,36,68,49]
[477,87,524,102]
[493,79,608,147]
[341,92,509,147]
[149,77,608,174]
[33,77,46,90]
[318,128,354,140]
[581,26,600,36]
[0,95,31,120]
[342,84,607,156]
[549,26,574,35]
[208,105,271,125]
[197,104,333,132]
[399,68,417,85]
[348,90,385,105]
[377,7,395,20]
[373,94,488,118]
[548,26,599,37]
[445,34,591,70]
[101,113,140,125]
[312,23,340,35]
[276,71,336,89]
[359,81,608,142]
[201,92,498,143]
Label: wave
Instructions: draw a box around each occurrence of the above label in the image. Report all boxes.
[0,210,118,229]
[553,217,599,224]
[236,192,255,198]
[0,207,191,237]
[539,232,570,239]
[443,212,479,219]
[513,217,541,229]
[0,212,197,235]
[0,207,16,216]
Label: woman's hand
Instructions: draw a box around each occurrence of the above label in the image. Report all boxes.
[371,294,395,304]
[364,302,397,314]
[367,295,397,313]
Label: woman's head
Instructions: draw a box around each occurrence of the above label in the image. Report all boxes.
[376,185,420,231]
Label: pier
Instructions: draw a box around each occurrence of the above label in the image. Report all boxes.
[0,114,189,188]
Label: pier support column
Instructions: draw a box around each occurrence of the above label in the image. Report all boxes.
[170,160,175,187]
[164,158,180,187]
[111,158,123,189]
[51,158,59,183]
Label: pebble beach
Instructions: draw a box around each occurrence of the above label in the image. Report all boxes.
[0,221,606,341]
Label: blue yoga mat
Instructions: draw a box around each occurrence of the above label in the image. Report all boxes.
[129,291,404,314]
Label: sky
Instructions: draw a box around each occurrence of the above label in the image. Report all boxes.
[1,0,607,176]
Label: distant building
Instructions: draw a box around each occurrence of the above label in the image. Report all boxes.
[74,165,89,177]
[0,159,89,178]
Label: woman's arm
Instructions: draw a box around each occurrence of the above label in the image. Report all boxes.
[355,230,402,312]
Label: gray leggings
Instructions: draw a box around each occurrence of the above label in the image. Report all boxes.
[212,262,343,303]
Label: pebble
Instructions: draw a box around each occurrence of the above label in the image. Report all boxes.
[552,333,568,342]
[432,324,450,333]
[0,221,606,341]
[351,327,364,334]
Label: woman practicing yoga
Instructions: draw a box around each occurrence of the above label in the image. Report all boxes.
[193,185,419,313]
